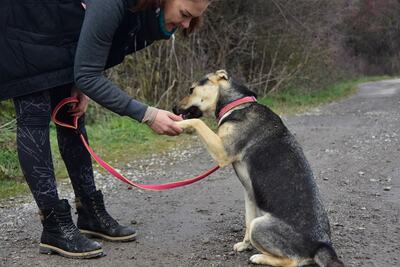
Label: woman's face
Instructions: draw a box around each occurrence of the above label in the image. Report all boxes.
[163,0,209,31]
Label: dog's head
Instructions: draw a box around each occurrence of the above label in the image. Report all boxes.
[173,70,257,119]
[172,70,229,119]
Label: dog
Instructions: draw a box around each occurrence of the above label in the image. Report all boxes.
[172,70,344,267]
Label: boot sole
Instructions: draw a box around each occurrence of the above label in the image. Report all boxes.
[80,229,137,242]
[39,243,103,259]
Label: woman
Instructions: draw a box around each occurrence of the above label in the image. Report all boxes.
[0,0,210,259]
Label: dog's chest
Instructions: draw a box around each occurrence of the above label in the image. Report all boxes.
[218,122,243,157]
[232,161,254,198]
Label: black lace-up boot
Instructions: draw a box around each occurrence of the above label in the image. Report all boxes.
[39,199,103,258]
[76,190,137,242]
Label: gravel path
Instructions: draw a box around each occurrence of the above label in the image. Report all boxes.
[1,80,399,267]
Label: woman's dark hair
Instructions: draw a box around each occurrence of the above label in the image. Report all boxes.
[132,0,206,36]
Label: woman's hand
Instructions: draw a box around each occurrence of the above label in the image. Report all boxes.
[149,109,183,136]
[69,86,89,118]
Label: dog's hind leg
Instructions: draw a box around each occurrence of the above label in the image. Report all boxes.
[234,191,257,252]
[249,252,298,267]
[249,238,300,266]
[249,214,312,267]
[175,119,233,167]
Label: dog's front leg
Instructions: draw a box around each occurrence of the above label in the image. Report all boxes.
[175,119,232,167]
[234,191,256,252]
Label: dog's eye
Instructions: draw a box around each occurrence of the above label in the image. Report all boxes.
[189,87,194,94]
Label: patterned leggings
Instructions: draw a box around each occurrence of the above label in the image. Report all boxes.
[13,84,97,210]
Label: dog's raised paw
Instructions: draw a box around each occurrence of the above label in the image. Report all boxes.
[233,241,251,252]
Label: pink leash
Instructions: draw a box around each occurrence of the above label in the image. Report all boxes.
[51,97,219,191]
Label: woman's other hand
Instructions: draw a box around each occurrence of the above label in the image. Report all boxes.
[146,108,183,136]
[69,86,89,117]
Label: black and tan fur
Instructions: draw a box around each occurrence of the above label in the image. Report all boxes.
[173,70,344,267]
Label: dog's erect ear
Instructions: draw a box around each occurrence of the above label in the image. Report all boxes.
[215,70,229,81]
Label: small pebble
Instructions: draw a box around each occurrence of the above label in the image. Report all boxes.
[230,226,242,233]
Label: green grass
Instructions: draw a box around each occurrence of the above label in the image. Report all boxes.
[0,179,27,199]
[48,113,194,179]
[81,114,192,166]
[0,76,392,199]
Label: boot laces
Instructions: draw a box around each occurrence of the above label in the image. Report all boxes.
[56,212,80,240]
[93,201,118,228]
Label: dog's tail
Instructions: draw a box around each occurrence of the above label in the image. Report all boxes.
[313,243,345,267]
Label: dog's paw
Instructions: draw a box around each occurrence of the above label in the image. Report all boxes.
[233,241,251,252]
[175,120,193,129]
[249,254,267,265]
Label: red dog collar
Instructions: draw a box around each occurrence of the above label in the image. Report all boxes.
[217,96,257,123]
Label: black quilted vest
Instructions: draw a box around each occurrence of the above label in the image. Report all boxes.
[0,0,161,100]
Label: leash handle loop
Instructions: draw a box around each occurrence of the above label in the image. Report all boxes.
[51,97,220,191]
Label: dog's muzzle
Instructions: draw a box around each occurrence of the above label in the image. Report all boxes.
[172,105,203,119]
